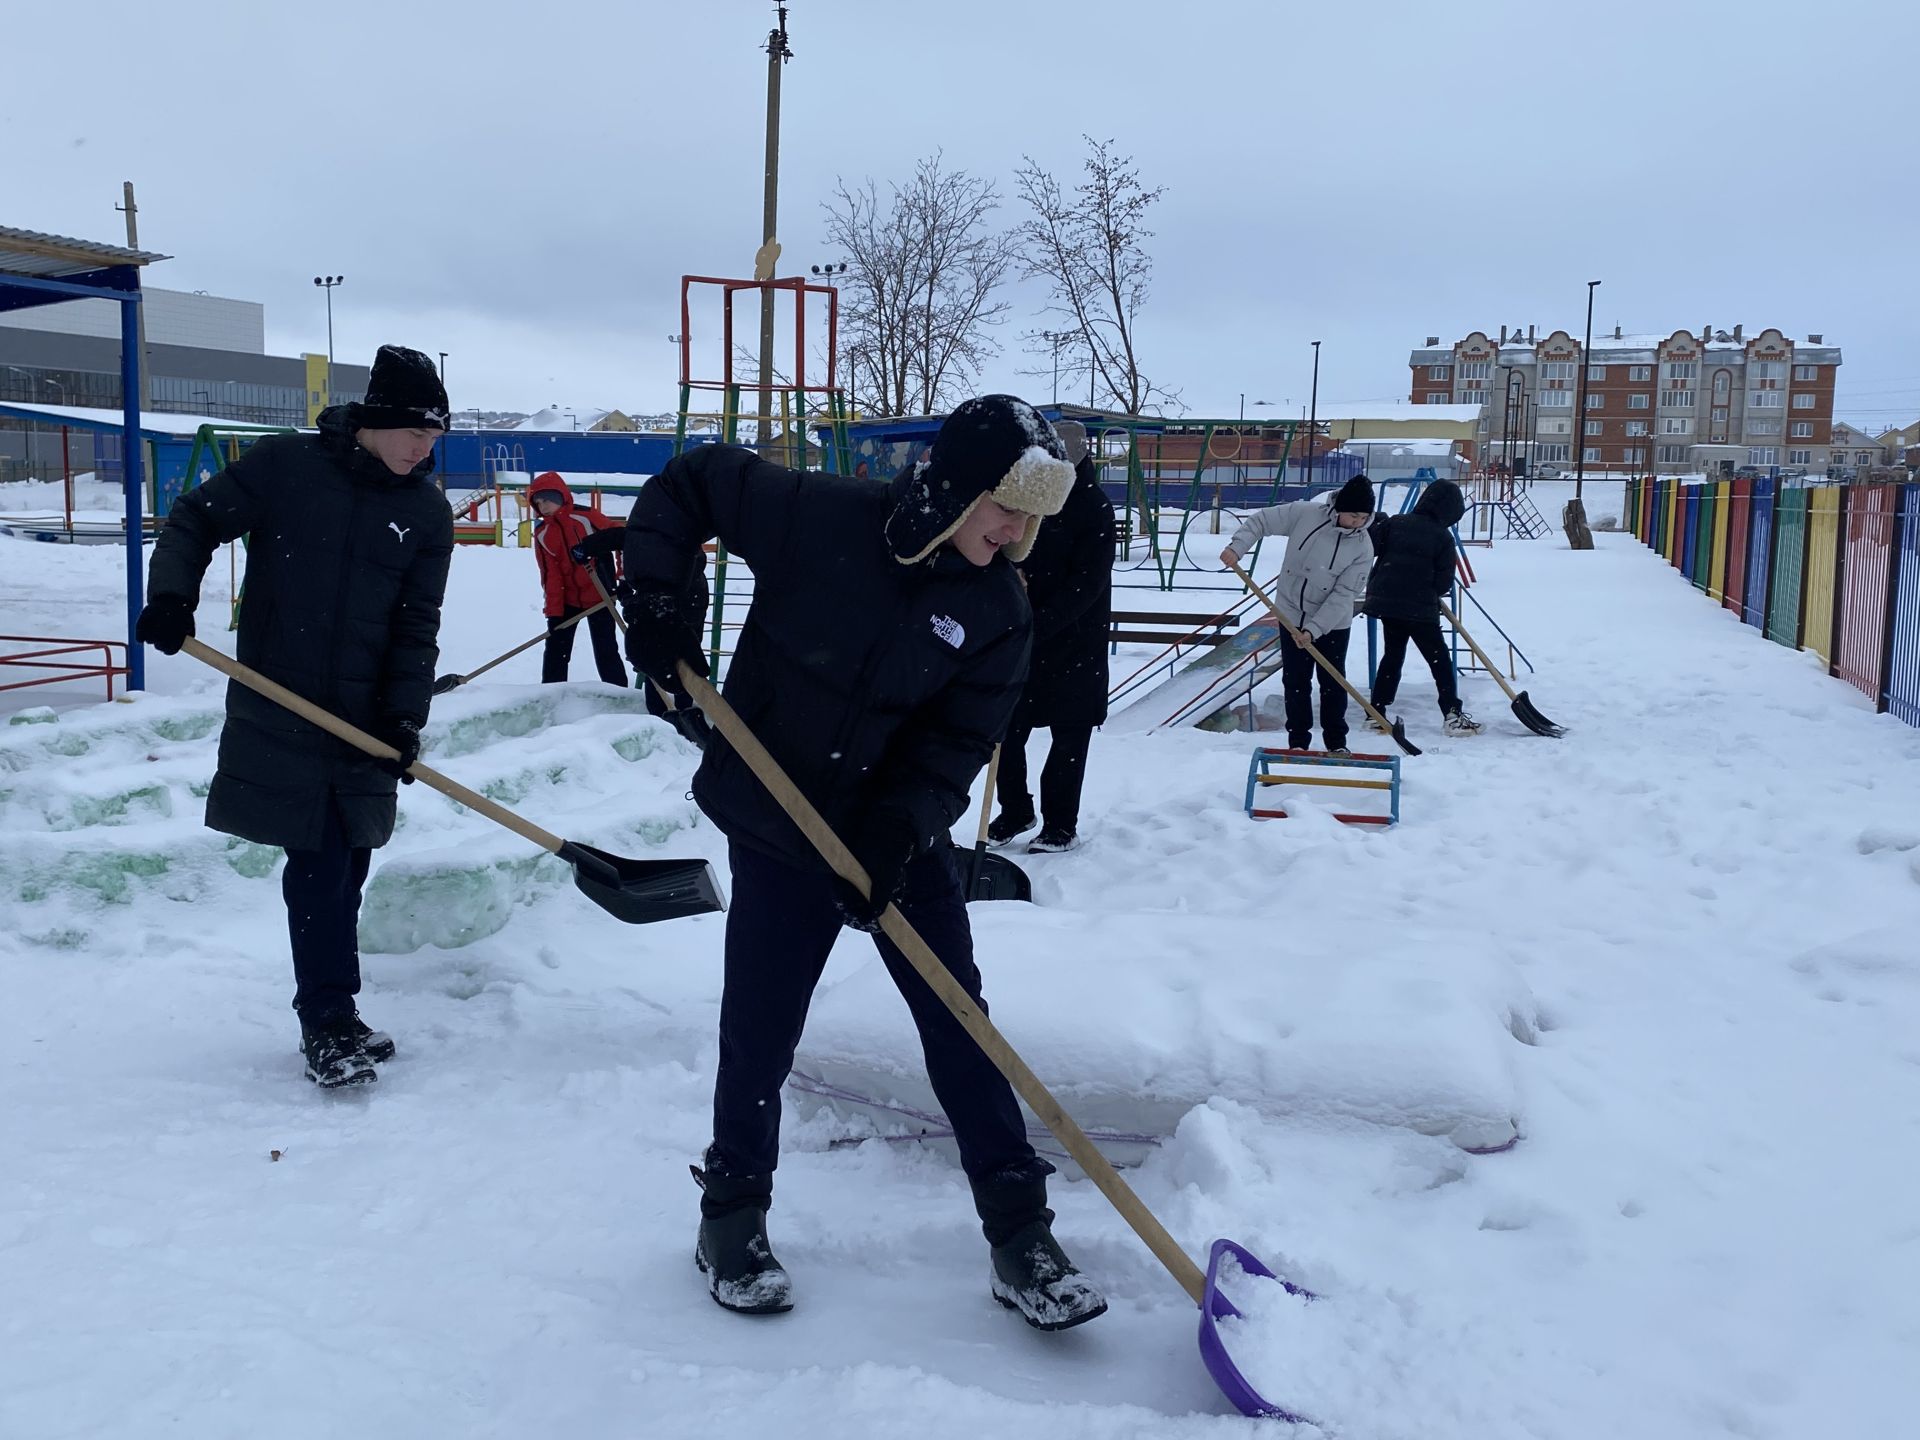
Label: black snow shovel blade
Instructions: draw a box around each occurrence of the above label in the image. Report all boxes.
[1385,715,1422,757]
[956,843,1033,903]
[1509,691,1567,739]
[556,841,727,924]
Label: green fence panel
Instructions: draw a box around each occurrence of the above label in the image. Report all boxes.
[1766,486,1810,647]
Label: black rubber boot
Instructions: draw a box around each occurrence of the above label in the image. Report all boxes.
[692,1158,793,1315]
[970,1169,1107,1332]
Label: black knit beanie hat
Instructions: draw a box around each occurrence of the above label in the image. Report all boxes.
[1331,474,1376,514]
[352,345,450,431]
[883,395,1076,564]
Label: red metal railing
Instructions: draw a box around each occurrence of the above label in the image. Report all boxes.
[1723,478,1753,616]
[0,635,131,701]
[1833,485,1899,706]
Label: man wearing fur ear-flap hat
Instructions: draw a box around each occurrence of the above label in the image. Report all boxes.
[619,394,1109,1333]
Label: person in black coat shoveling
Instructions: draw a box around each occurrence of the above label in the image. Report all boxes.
[1363,478,1482,737]
[988,420,1115,854]
[136,344,455,1089]
[1219,475,1376,754]
[620,395,1108,1332]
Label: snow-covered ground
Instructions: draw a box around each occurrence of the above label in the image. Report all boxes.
[4,510,1920,1438]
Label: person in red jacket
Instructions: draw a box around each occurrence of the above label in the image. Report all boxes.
[529,472,629,686]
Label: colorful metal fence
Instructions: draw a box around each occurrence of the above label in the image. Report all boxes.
[1629,476,1918,726]
[1766,486,1810,647]
[1885,486,1920,726]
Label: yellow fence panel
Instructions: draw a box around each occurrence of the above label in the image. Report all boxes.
[1708,481,1732,600]
[1801,487,1841,666]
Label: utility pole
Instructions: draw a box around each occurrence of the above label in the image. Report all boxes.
[116,182,151,417]
[757,5,793,460]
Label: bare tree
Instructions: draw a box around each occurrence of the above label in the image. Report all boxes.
[821,154,1017,416]
[1014,137,1174,416]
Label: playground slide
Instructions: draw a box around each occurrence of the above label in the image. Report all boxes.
[1104,619,1282,733]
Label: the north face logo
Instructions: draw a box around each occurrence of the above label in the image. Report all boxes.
[929,614,965,649]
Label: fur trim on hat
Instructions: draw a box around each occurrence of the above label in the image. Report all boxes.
[891,446,1075,566]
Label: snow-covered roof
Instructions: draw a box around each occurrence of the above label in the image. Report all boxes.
[1312,403,1484,423]
[514,406,613,432]
[1333,438,1458,456]
[0,400,286,438]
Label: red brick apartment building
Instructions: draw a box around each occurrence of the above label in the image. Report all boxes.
[1410,325,1841,474]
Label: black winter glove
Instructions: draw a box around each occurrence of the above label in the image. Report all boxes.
[374,718,422,783]
[622,586,709,695]
[135,595,195,655]
[570,528,625,565]
[830,811,921,933]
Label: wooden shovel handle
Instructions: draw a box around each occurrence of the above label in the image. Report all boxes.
[1437,600,1521,703]
[460,599,606,685]
[976,744,1003,848]
[180,636,567,856]
[1225,555,1400,734]
[677,660,1208,1305]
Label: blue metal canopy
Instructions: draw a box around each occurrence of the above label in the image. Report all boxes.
[0,225,168,687]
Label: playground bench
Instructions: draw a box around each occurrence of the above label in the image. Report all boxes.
[1110,610,1241,648]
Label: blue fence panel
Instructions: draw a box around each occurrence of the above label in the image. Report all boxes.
[1743,476,1775,628]
[1887,484,1920,726]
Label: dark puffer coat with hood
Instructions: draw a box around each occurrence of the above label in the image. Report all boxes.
[145,406,455,850]
[1362,479,1467,622]
[623,411,1077,872]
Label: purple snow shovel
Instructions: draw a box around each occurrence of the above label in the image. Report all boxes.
[674,657,1314,1421]
[1198,1239,1320,1423]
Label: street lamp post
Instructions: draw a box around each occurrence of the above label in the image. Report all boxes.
[1574,280,1599,501]
[1567,279,1600,548]
[810,262,849,396]
[1499,364,1521,487]
[313,276,344,405]
[438,352,447,384]
[1304,340,1322,491]
[1039,331,1074,408]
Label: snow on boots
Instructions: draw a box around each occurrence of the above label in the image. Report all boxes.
[1444,708,1484,736]
[692,1161,793,1315]
[972,1168,1107,1332]
[300,1016,377,1089]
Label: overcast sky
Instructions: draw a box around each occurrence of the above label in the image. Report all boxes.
[10,0,1916,430]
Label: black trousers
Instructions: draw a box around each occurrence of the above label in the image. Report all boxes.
[1278,625,1351,750]
[710,839,1044,1185]
[1371,617,1459,715]
[996,721,1094,832]
[541,605,628,686]
[282,799,373,1025]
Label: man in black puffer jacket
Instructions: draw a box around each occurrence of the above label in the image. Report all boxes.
[989,420,1116,854]
[1362,478,1482,736]
[620,395,1108,1334]
[138,345,455,1087]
